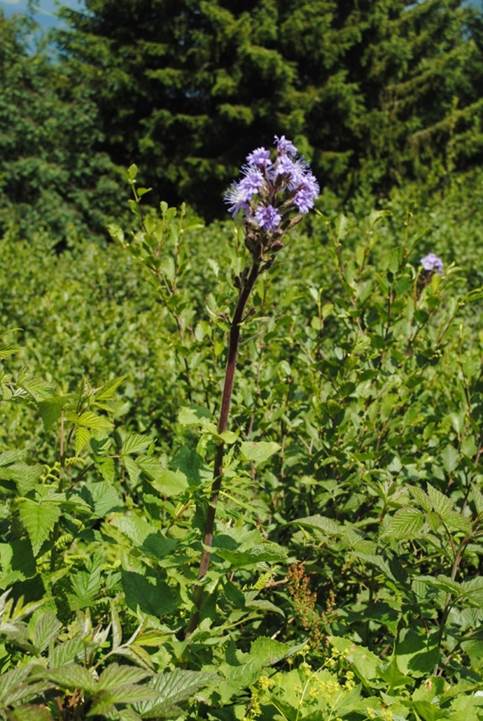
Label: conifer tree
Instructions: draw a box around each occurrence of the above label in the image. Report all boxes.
[57,0,482,216]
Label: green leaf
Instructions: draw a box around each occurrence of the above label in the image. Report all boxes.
[30,611,62,654]
[45,664,96,692]
[396,630,440,677]
[75,410,113,432]
[240,441,280,464]
[329,636,381,685]
[383,508,425,540]
[79,481,123,517]
[292,514,341,536]
[140,461,188,497]
[441,445,459,474]
[98,664,152,690]
[135,670,216,716]
[49,637,84,668]
[75,425,91,454]
[122,432,151,456]
[8,706,53,721]
[17,499,61,556]
[215,542,287,568]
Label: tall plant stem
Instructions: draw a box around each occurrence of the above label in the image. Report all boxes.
[198,258,261,578]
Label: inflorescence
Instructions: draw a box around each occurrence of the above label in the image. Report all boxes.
[224,135,319,258]
[420,252,444,274]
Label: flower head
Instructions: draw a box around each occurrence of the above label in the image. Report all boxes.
[420,253,443,274]
[274,134,298,157]
[246,146,271,168]
[255,204,281,232]
[225,135,319,253]
[224,167,265,216]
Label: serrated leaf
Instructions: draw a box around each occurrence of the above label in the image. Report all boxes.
[17,499,61,556]
[292,514,341,535]
[30,611,62,654]
[0,665,32,704]
[98,663,151,690]
[75,425,91,454]
[240,441,280,464]
[44,664,96,692]
[135,670,215,715]
[122,432,151,456]
[383,508,425,540]
[427,484,453,518]
[73,411,113,432]
[49,637,84,668]
[89,686,159,716]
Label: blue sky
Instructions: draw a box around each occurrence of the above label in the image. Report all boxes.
[0,1,81,30]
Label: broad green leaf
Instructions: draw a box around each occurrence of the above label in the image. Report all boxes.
[240,441,280,464]
[215,542,287,568]
[140,461,188,497]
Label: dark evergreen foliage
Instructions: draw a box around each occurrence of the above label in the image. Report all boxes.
[56,0,482,217]
[0,11,121,242]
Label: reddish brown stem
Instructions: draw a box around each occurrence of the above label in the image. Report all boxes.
[198,259,261,578]
[186,259,261,634]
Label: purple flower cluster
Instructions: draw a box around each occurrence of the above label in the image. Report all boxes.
[420,253,444,274]
[224,135,319,235]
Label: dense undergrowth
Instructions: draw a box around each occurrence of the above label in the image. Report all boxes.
[0,170,481,720]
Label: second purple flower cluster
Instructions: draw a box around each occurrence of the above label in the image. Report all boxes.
[225,136,319,233]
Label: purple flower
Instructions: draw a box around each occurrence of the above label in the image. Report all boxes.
[246,147,271,168]
[255,205,281,232]
[224,167,265,215]
[420,253,444,274]
[274,135,298,157]
[294,171,319,214]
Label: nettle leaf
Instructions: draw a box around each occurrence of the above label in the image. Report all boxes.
[89,686,160,717]
[383,508,425,541]
[0,462,43,495]
[68,568,103,610]
[17,499,61,556]
[0,664,33,704]
[240,441,280,464]
[74,410,114,432]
